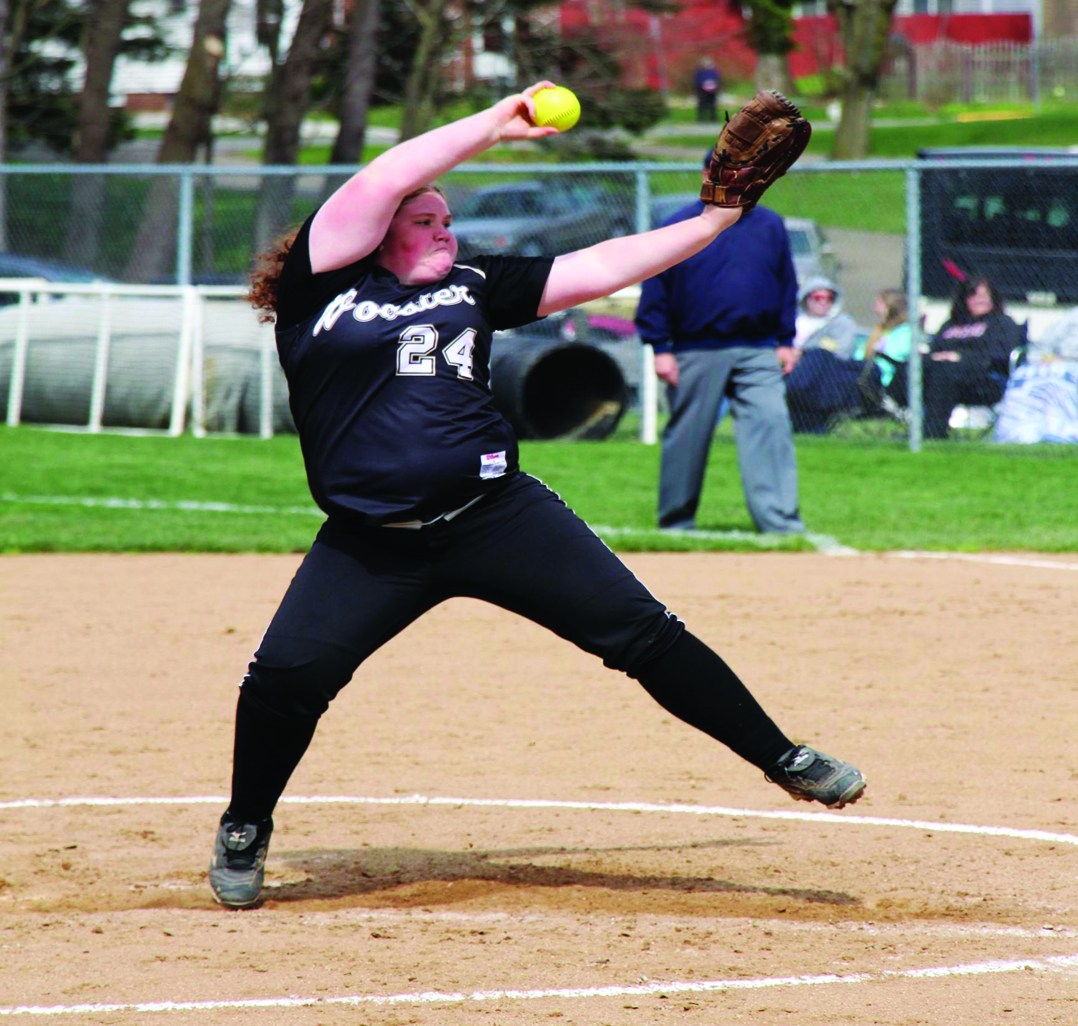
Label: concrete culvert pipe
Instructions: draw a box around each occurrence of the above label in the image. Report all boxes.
[490,338,627,440]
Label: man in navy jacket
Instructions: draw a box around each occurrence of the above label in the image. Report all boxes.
[693,58,721,123]
[634,185,805,534]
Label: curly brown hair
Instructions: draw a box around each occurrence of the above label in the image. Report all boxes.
[246,185,446,324]
[247,228,300,323]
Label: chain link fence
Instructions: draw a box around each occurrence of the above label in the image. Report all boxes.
[1,158,1077,448]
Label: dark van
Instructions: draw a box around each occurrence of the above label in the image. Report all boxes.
[918,147,1078,307]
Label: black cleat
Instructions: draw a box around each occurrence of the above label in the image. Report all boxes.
[766,745,866,809]
[208,812,273,908]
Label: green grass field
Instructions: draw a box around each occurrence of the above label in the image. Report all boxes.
[647,109,1078,160]
[1,427,1075,555]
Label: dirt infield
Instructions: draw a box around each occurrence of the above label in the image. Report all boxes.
[3,552,1077,1024]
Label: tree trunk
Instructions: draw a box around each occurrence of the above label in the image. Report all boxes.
[512,13,534,91]
[828,0,898,160]
[398,0,452,142]
[0,0,11,251]
[330,0,378,165]
[126,0,232,282]
[321,0,379,200]
[254,0,334,253]
[199,136,216,275]
[832,84,872,160]
[256,0,283,62]
[65,0,132,269]
[753,53,786,94]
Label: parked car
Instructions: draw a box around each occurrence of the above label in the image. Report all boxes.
[648,194,841,287]
[785,216,842,287]
[451,181,635,259]
[0,253,111,305]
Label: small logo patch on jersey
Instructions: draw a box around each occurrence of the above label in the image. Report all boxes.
[480,451,507,479]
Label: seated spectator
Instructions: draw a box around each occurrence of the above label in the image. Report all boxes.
[887,278,1025,439]
[785,286,912,434]
[785,279,862,433]
[922,277,1025,438]
[794,277,859,359]
[855,289,912,412]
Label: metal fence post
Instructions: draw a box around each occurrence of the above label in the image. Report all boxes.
[190,288,206,439]
[5,289,34,427]
[634,167,650,235]
[176,170,195,286]
[905,165,923,454]
[634,168,658,444]
[87,286,113,433]
[170,286,196,436]
[259,332,275,440]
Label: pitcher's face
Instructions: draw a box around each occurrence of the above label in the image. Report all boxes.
[378,192,458,285]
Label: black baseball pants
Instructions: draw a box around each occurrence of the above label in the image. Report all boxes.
[228,473,792,821]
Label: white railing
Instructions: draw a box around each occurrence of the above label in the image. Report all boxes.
[0,281,278,438]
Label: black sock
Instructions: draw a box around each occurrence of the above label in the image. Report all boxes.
[227,689,319,823]
[631,630,793,771]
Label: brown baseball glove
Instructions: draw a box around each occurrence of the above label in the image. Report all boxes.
[700,90,811,210]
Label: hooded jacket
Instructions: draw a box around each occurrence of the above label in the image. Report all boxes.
[794,276,860,360]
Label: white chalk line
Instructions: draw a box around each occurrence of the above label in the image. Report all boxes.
[3,793,1076,848]
[0,492,324,517]
[4,493,843,551]
[9,492,1078,568]
[2,954,1077,1016]
[589,524,854,554]
[886,550,1078,571]
[0,493,845,556]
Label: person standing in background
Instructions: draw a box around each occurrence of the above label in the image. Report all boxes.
[635,164,805,535]
[693,58,721,123]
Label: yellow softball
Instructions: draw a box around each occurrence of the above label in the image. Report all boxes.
[532,86,581,132]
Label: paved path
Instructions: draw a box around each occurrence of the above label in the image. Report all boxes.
[642,117,944,136]
[121,110,946,166]
[827,229,905,327]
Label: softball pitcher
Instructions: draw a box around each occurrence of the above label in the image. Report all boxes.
[209,83,865,909]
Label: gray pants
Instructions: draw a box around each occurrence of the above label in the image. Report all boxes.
[660,347,805,534]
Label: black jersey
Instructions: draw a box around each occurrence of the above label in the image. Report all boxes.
[275,215,554,526]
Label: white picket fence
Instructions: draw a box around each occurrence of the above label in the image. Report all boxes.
[882,38,1078,105]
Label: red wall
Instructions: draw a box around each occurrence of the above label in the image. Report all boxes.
[559,0,755,91]
[790,14,1034,78]
[560,2,1033,88]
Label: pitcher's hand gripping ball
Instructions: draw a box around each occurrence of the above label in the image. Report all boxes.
[701,90,811,211]
[532,86,581,132]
